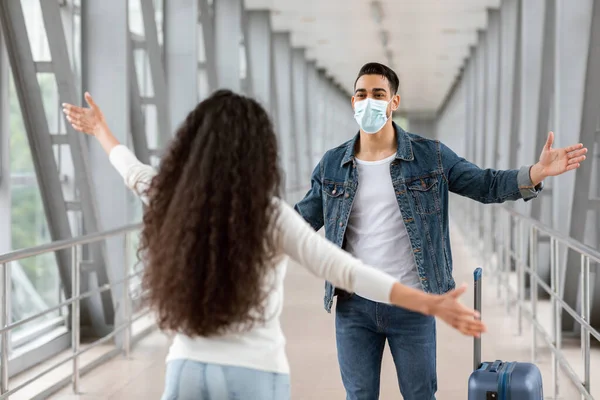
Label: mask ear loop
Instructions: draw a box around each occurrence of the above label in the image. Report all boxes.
[386,98,397,120]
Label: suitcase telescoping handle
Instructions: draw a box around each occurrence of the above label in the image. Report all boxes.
[473,267,483,371]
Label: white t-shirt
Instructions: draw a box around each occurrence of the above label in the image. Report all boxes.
[345,153,421,301]
[108,145,399,374]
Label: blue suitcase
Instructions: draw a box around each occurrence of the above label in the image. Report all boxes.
[468,267,544,400]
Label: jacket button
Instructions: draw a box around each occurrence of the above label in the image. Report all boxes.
[332,189,336,195]
[339,222,343,227]
[345,193,349,198]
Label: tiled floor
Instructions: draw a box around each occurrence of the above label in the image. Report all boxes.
[48,224,599,399]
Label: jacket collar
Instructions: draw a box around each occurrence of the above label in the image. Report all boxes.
[341,122,414,167]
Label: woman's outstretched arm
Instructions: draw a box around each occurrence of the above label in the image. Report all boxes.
[63,92,156,204]
[275,199,486,337]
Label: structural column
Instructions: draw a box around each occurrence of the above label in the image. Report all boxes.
[553,0,593,233]
[329,78,340,147]
[475,31,487,169]
[198,0,216,98]
[485,9,501,171]
[499,7,512,259]
[307,62,323,167]
[485,10,501,256]
[339,83,354,144]
[0,32,9,255]
[516,0,545,216]
[528,0,556,238]
[503,0,528,284]
[563,0,600,331]
[214,0,241,91]
[506,0,522,173]
[82,0,130,336]
[462,55,470,159]
[322,74,335,152]
[554,0,595,330]
[322,76,332,151]
[245,10,272,111]
[269,35,279,126]
[272,33,296,192]
[291,48,310,184]
[469,47,477,162]
[465,48,476,161]
[473,31,486,244]
[521,0,553,285]
[164,0,197,131]
[317,68,330,157]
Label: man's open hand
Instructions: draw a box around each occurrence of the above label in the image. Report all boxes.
[529,131,588,185]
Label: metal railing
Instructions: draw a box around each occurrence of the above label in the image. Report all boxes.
[0,222,150,399]
[454,196,599,400]
[0,186,310,399]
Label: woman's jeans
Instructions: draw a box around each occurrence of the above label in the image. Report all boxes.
[161,359,291,400]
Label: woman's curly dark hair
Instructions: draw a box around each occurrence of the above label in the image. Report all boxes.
[139,90,282,337]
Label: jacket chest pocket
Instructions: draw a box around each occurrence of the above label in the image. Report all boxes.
[406,175,441,215]
[323,180,345,223]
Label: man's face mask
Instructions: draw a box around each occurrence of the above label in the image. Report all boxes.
[353,98,392,134]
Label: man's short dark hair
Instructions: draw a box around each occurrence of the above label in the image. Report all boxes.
[354,62,400,95]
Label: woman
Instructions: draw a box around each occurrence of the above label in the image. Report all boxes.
[63,90,485,400]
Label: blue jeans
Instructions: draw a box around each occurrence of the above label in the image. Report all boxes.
[161,359,290,400]
[335,294,437,400]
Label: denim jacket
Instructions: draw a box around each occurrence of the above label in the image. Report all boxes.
[294,123,543,313]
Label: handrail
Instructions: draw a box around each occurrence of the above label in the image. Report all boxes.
[453,196,599,399]
[0,192,310,398]
[0,221,147,398]
[500,205,600,264]
[0,223,142,264]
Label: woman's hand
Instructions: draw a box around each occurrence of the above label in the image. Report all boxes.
[428,284,486,337]
[62,92,107,136]
[62,92,120,155]
[389,281,486,337]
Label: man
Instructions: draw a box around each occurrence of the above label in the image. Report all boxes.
[294,62,587,400]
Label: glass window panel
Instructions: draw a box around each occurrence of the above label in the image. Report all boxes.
[37,73,60,134]
[128,189,143,225]
[142,104,158,150]
[198,69,210,101]
[59,144,76,202]
[59,0,80,85]
[8,78,34,175]
[126,230,142,297]
[20,0,52,62]
[154,0,164,47]
[8,73,66,342]
[239,42,247,80]
[67,209,82,241]
[198,23,207,62]
[129,0,145,37]
[10,252,66,339]
[72,13,82,92]
[134,49,154,98]
[143,51,153,97]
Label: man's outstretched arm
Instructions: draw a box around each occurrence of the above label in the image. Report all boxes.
[442,131,587,204]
